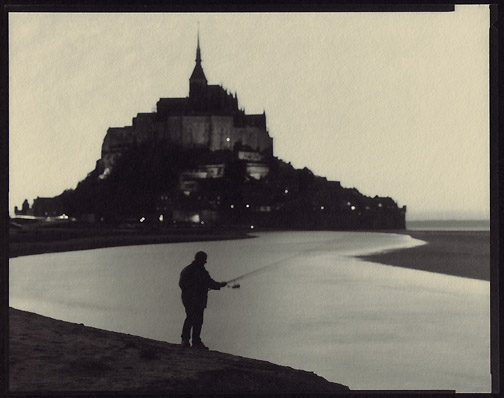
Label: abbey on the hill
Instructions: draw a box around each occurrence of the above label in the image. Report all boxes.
[17,31,406,230]
[99,33,273,178]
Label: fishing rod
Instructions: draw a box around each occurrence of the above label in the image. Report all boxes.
[224,252,304,289]
[224,236,345,289]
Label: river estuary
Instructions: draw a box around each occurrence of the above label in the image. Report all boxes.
[9,231,490,392]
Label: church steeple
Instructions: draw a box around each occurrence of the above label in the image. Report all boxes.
[195,28,202,64]
[190,27,207,86]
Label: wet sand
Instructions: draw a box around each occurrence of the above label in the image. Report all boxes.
[359,230,490,281]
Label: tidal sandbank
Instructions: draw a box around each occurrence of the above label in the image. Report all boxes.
[9,308,350,393]
[358,230,490,281]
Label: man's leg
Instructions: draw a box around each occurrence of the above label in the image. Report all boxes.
[191,307,205,344]
[181,306,193,346]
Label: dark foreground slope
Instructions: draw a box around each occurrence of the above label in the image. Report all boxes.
[9,308,350,393]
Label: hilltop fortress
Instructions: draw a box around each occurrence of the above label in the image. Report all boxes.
[19,33,406,230]
[99,34,273,180]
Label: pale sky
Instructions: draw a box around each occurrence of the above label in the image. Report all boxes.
[9,7,490,220]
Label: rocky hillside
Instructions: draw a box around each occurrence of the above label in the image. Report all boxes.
[24,143,406,230]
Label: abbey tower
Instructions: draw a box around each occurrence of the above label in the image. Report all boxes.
[99,32,274,177]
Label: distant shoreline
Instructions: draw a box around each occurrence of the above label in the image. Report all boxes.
[9,228,490,281]
[406,219,489,231]
[8,227,253,258]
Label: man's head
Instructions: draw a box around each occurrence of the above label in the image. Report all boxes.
[194,251,208,266]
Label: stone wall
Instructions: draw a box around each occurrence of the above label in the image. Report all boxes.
[101,126,134,171]
[209,116,234,151]
[182,116,211,148]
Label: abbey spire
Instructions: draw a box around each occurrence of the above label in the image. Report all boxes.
[195,28,202,64]
[189,28,207,88]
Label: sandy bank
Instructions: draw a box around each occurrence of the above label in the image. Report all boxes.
[9,308,350,393]
[358,230,490,281]
[9,227,252,258]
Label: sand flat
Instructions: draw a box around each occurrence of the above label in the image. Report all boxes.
[358,230,490,281]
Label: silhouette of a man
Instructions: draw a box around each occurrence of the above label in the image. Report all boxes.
[179,251,227,349]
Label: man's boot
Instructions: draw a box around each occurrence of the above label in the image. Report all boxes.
[191,340,209,350]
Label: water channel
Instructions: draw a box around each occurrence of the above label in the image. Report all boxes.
[9,231,490,392]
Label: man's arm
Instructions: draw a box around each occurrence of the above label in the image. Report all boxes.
[205,271,227,290]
